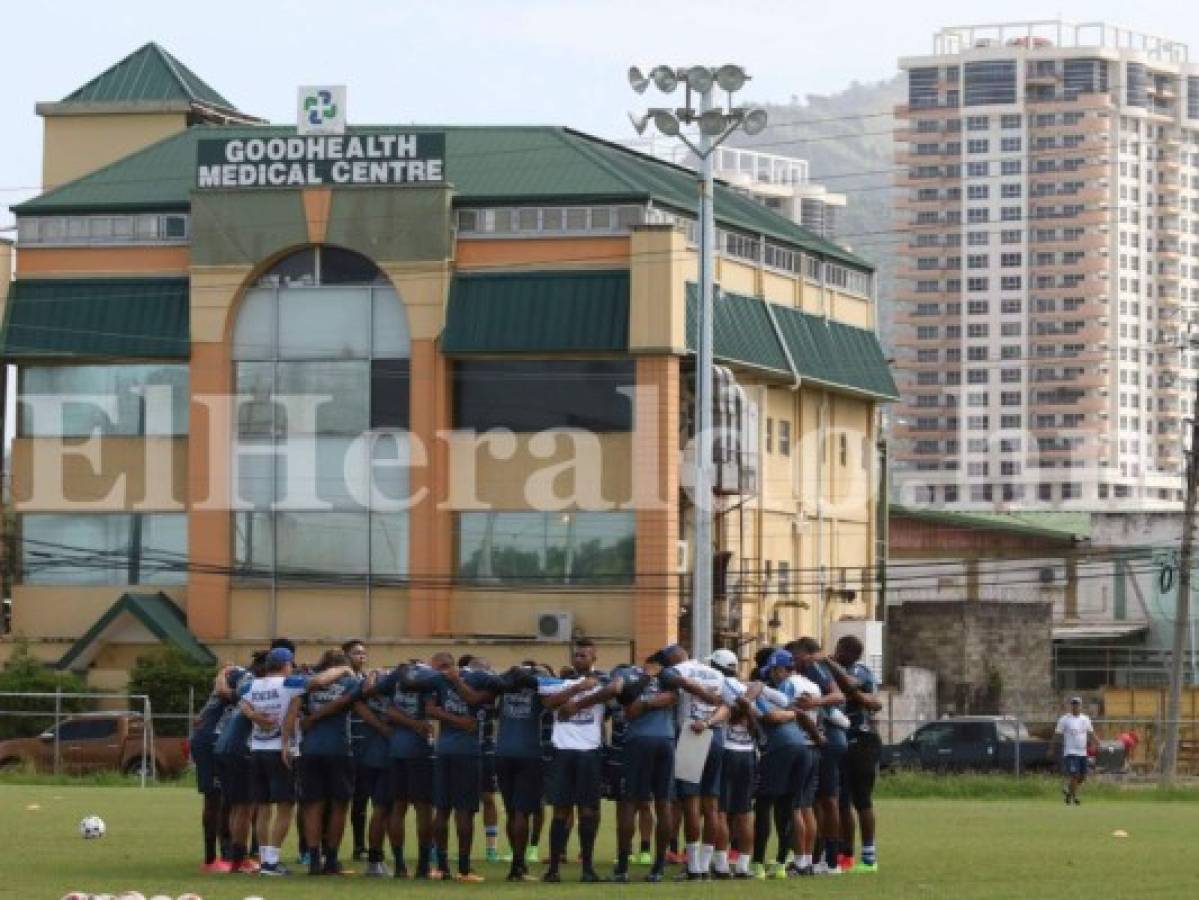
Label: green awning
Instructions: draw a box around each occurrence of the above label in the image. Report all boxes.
[1,278,190,359]
[686,287,898,400]
[57,592,215,672]
[442,269,629,353]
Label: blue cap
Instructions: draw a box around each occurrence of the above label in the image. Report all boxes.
[766,649,794,671]
[267,647,294,666]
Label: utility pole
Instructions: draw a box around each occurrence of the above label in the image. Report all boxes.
[1161,374,1199,784]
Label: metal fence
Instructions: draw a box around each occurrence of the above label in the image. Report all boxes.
[0,689,188,787]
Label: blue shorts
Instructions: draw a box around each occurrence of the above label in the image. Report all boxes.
[793,745,819,809]
[496,756,545,815]
[546,748,603,809]
[217,751,254,806]
[757,743,806,799]
[191,736,220,795]
[623,738,675,802]
[252,750,296,804]
[390,756,435,805]
[816,732,847,800]
[719,750,756,815]
[675,732,724,799]
[1062,755,1088,777]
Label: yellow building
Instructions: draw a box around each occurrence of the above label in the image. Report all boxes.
[1,44,896,687]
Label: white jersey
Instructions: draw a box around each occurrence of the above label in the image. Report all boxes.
[539,677,606,751]
[1055,713,1093,757]
[786,673,823,728]
[245,675,308,751]
[669,659,727,727]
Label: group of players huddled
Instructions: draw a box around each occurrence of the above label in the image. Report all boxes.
[188,633,881,882]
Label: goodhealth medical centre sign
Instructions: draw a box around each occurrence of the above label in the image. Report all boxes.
[196,133,446,189]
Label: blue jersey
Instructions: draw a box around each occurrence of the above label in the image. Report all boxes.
[359,692,393,768]
[214,680,254,756]
[495,683,544,759]
[374,667,434,760]
[348,671,369,759]
[845,662,877,733]
[756,680,805,752]
[301,673,360,757]
[427,668,501,757]
[191,667,247,744]
[623,674,676,741]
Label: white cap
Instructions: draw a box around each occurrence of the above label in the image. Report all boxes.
[709,648,739,670]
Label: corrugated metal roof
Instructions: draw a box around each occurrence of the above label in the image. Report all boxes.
[442,269,630,353]
[891,504,1091,542]
[686,286,898,400]
[59,42,238,111]
[13,124,870,270]
[1,277,190,359]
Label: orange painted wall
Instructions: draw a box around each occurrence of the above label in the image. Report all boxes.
[454,237,629,269]
[16,246,190,276]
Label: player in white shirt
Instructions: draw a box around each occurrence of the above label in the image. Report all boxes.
[1053,697,1097,805]
[659,644,730,879]
[536,639,623,883]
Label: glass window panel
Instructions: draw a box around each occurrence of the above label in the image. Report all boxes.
[20,365,188,436]
[454,360,634,432]
[89,217,113,239]
[257,247,316,286]
[233,439,275,509]
[371,359,410,428]
[517,208,539,231]
[370,512,409,578]
[21,514,131,585]
[112,216,133,238]
[371,287,410,359]
[233,288,276,360]
[276,361,369,434]
[136,215,158,239]
[319,246,385,284]
[138,513,187,585]
[567,511,635,583]
[542,208,564,231]
[162,215,188,240]
[456,511,634,584]
[278,287,370,359]
[275,511,368,576]
[565,208,587,230]
[274,435,366,510]
[235,362,276,436]
[233,511,273,578]
[370,431,411,508]
[41,218,65,241]
[67,217,88,239]
[590,207,612,230]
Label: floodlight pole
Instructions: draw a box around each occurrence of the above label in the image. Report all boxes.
[693,85,716,662]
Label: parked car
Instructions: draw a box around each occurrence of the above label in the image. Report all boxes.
[0,712,189,777]
[882,715,1128,775]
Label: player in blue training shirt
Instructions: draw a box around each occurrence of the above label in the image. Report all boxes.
[491,662,551,881]
[190,662,247,871]
[341,639,371,862]
[212,651,265,874]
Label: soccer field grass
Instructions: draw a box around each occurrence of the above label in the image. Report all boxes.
[3,784,1197,899]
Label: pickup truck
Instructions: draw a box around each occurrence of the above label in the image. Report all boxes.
[881,716,1055,773]
[0,712,189,777]
[882,716,1128,775]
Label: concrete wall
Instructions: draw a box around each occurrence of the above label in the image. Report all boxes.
[878,665,937,742]
[886,600,1053,716]
[41,113,187,189]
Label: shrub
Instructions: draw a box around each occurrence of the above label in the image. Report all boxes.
[126,647,215,737]
[0,639,91,739]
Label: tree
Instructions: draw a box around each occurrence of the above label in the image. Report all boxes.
[126,647,215,737]
[0,639,90,739]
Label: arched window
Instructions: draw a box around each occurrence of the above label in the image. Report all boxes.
[231,246,410,582]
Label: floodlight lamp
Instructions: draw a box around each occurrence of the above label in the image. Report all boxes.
[628,111,651,136]
[715,64,748,93]
[685,65,715,94]
[742,107,768,136]
[653,109,681,136]
[699,109,729,136]
[650,65,679,93]
[628,66,650,94]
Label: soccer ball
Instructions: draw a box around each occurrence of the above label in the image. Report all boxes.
[79,815,106,839]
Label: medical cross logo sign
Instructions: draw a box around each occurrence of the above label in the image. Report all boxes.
[297,85,346,135]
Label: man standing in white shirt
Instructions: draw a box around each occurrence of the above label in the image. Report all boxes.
[1052,697,1097,805]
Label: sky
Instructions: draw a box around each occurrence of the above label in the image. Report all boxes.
[2,0,1199,226]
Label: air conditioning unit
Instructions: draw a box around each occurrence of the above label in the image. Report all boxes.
[536,611,574,642]
[676,540,690,574]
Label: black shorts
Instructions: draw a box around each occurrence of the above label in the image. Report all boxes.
[603,749,626,802]
[816,737,847,800]
[354,764,391,807]
[217,751,254,806]
[496,756,545,815]
[546,748,603,809]
[624,738,675,802]
[390,757,435,805]
[252,750,296,804]
[481,753,498,794]
[434,754,482,812]
[840,731,881,812]
[756,743,812,800]
[719,750,756,815]
[675,735,723,799]
[192,737,220,795]
[299,754,354,803]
